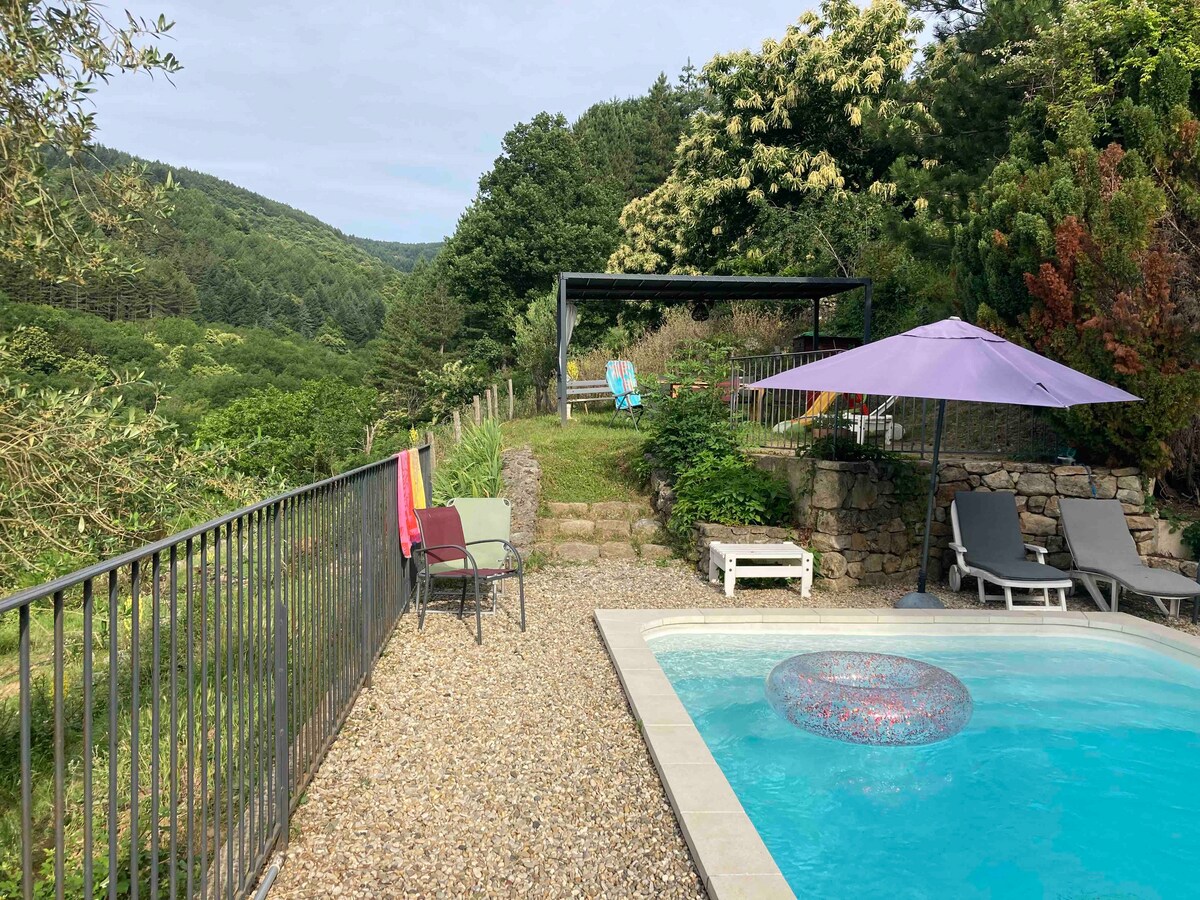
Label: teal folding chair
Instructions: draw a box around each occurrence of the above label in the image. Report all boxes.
[605,360,644,430]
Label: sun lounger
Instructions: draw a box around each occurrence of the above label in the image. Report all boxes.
[948,491,1071,610]
[1060,498,1200,620]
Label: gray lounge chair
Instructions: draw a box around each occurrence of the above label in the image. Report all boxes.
[948,491,1071,610]
[1060,498,1200,621]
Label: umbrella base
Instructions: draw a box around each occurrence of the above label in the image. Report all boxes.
[895,591,946,610]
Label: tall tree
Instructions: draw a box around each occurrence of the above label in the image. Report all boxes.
[609,0,929,275]
[953,0,1200,479]
[439,112,621,341]
[574,70,707,202]
[370,264,463,421]
[892,0,1063,223]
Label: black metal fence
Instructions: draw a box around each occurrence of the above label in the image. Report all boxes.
[731,351,1063,460]
[0,448,430,899]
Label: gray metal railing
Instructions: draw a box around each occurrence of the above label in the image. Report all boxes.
[0,447,430,899]
[731,351,1063,460]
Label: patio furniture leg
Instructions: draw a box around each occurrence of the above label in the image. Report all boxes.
[724,560,736,598]
[1003,585,1013,610]
[1147,595,1180,617]
[1110,579,1119,614]
[1056,587,1067,611]
[1076,573,1110,611]
[473,577,483,645]
[518,578,526,632]
[976,577,986,605]
[418,572,429,631]
[708,553,719,585]
[459,579,467,618]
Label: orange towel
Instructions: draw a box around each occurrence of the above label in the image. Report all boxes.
[408,448,427,510]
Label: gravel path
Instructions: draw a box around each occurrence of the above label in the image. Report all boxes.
[268,561,1197,898]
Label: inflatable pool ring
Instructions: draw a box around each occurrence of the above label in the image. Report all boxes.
[765,651,972,746]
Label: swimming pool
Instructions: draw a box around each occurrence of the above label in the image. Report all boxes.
[650,629,1200,899]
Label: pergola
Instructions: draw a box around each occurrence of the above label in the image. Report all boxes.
[556,272,874,423]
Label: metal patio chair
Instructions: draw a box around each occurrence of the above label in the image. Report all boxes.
[413,505,525,644]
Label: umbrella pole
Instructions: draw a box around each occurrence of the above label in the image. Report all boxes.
[916,399,947,594]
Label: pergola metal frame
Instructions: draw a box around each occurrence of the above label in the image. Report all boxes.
[555,272,873,423]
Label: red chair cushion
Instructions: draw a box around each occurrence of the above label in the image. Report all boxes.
[414,507,467,565]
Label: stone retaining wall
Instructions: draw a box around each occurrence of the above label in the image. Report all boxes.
[501,447,541,553]
[751,455,1173,591]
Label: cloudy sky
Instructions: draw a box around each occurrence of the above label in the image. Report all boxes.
[96,1,813,243]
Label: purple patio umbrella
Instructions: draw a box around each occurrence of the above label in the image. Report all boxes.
[749,318,1139,606]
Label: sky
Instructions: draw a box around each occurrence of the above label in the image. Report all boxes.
[95,0,813,244]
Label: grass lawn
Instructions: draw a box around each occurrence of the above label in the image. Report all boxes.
[502,413,645,504]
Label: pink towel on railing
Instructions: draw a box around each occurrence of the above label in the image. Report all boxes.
[397,450,420,558]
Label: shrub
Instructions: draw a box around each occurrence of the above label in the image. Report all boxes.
[0,372,261,592]
[642,386,740,478]
[194,376,375,482]
[433,420,504,505]
[418,359,485,423]
[668,452,792,538]
[573,306,793,381]
[1183,521,1200,561]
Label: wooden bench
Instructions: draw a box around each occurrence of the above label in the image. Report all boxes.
[564,379,613,418]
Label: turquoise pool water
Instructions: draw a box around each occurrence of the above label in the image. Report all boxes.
[651,633,1200,899]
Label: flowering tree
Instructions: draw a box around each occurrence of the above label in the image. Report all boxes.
[609,0,930,274]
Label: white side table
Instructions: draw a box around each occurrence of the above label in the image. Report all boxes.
[707,541,814,598]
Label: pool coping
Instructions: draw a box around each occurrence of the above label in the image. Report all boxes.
[594,607,1200,900]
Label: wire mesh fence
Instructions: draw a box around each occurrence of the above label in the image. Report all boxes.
[0,448,430,899]
[731,351,1064,460]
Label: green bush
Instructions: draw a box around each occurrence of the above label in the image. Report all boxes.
[641,386,740,478]
[194,376,376,483]
[0,372,262,593]
[419,359,486,424]
[1183,521,1200,561]
[668,452,792,538]
[433,420,504,504]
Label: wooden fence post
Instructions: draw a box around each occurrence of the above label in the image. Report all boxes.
[473,395,481,426]
[452,409,461,443]
[507,379,514,419]
[491,384,498,421]
[485,388,493,421]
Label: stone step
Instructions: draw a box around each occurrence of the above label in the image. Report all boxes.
[544,500,647,521]
[542,541,673,562]
[542,517,663,543]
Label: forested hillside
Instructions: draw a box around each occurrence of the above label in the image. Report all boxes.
[0,147,438,344]
[346,235,443,271]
